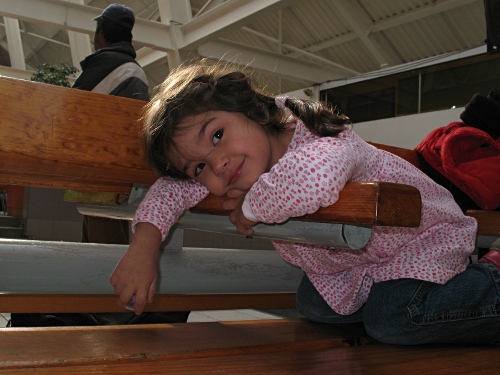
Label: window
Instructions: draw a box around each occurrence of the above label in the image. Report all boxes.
[321,53,500,123]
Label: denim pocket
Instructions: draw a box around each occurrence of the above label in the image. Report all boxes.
[407,264,500,325]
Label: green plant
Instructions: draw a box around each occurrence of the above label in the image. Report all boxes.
[30,63,78,87]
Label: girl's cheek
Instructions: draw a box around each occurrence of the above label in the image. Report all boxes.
[197,175,211,189]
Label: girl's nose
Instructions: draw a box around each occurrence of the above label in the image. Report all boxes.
[213,156,229,177]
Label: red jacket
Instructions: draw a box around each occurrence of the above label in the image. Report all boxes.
[415,122,500,210]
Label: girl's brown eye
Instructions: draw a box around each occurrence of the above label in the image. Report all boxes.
[212,130,223,144]
[195,163,205,176]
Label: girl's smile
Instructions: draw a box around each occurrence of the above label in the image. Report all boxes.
[170,111,292,197]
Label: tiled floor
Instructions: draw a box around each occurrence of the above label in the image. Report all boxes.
[187,308,304,322]
[1,309,304,327]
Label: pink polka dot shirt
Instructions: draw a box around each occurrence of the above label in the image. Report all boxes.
[133,120,477,315]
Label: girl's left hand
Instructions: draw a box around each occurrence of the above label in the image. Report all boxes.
[223,190,258,236]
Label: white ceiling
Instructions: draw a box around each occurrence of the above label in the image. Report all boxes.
[0,0,488,95]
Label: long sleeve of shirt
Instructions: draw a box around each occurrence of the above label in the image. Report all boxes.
[242,125,362,223]
[132,177,209,240]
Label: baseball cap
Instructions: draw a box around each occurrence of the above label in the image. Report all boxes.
[93,4,135,30]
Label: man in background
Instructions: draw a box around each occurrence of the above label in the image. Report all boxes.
[73,3,149,101]
[75,3,148,246]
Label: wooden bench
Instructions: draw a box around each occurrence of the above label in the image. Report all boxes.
[1,77,499,373]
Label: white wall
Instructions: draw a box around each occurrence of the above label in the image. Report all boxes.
[286,85,464,149]
[352,107,465,149]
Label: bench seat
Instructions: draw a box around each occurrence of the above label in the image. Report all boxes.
[2,319,499,374]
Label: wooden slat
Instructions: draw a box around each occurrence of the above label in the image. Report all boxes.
[7,344,495,375]
[0,319,365,371]
[369,142,423,168]
[466,210,500,237]
[1,319,499,374]
[1,293,296,313]
[193,181,422,227]
[0,76,155,194]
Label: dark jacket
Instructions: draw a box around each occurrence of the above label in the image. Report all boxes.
[73,41,149,101]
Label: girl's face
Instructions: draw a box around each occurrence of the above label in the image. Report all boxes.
[170,111,287,197]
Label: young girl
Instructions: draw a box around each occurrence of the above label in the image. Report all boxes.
[110,59,500,345]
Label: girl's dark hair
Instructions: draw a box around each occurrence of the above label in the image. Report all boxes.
[96,19,132,44]
[142,59,350,179]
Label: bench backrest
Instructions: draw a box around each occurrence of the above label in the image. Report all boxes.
[0,77,422,228]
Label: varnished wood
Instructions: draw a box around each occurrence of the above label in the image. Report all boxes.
[1,319,498,374]
[0,77,155,194]
[192,181,422,227]
[466,210,500,237]
[3,345,495,375]
[0,319,364,372]
[1,293,296,313]
[369,142,423,168]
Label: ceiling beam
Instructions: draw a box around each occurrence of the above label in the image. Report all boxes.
[240,26,359,75]
[136,47,167,68]
[3,17,25,70]
[333,0,389,68]
[0,0,485,97]
[180,0,300,49]
[0,0,173,50]
[299,0,479,59]
[198,40,353,84]
[194,0,226,17]
[0,0,354,83]
[370,0,479,33]
[156,0,193,69]
[65,0,92,68]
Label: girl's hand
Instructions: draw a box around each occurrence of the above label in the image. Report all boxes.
[223,190,258,236]
[109,222,161,315]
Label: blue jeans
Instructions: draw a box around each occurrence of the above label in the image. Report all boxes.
[296,263,500,345]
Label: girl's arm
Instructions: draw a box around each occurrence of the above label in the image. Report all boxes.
[242,137,360,225]
[110,222,161,315]
[132,177,210,241]
[110,177,209,314]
